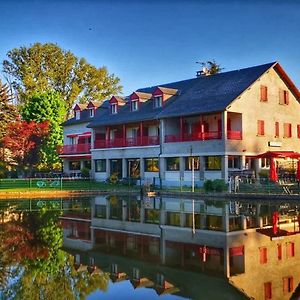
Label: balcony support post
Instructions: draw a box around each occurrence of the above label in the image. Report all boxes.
[222,111,228,141]
[180,117,183,142]
[140,122,143,145]
[123,125,126,147]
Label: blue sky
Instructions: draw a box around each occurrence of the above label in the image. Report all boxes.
[0,0,299,95]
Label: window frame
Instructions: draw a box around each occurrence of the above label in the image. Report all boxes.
[130,99,139,112]
[283,123,292,138]
[166,157,180,171]
[260,85,268,102]
[95,159,106,172]
[153,95,163,108]
[111,103,118,114]
[144,158,159,172]
[257,120,265,136]
[205,156,221,171]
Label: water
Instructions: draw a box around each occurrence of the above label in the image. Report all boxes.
[1,194,300,299]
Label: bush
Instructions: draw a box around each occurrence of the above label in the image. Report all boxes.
[204,179,227,192]
[80,167,90,178]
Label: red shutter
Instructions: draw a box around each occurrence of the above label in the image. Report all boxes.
[284,90,289,104]
[261,85,268,101]
[277,244,282,260]
[279,89,284,104]
[260,247,268,264]
[264,282,272,300]
[258,120,265,136]
[275,122,279,137]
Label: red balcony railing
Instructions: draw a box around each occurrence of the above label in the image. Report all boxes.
[165,131,222,143]
[94,136,159,149]
[58,143,91,154]
[227,130,242,140]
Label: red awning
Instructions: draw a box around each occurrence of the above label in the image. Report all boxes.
[67,134,78,138]
[256,151,300,159]
[78,131,91,137]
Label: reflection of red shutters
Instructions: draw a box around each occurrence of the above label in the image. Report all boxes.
[229,246,244,256]
[204,121,209,132]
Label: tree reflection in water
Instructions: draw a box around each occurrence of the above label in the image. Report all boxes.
[0,202,109,300]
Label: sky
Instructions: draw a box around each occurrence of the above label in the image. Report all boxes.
[0,0,299,96]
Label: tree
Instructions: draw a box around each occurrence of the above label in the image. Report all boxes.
[2,120,49,176]
[0,81,18,148]
[3,43,122,118]
[196,60,224,75]
[22,91,66,170]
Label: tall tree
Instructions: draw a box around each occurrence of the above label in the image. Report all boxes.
[0,81,18,145]
[22,91,66,170]
[2,120,49,176]
[3,42,122,118]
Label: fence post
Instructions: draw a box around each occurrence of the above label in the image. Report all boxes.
[60,177,63,190]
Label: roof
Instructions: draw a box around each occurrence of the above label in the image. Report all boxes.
[88,62,277,127]
[62,100,109,126]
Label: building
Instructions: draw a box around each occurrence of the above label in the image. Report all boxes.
[60,62,300,186]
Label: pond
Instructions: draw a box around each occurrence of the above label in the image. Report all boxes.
[0,194,300,299]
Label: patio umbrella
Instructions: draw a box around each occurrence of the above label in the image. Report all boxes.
[296,160,300,181]
[269,158,278,182]
[272,211,279,235]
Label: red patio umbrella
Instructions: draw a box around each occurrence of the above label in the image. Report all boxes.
[272,211,279,235]
[296,160,300,181]
[269,158,278,182]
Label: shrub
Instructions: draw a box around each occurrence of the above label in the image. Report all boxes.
[204,179,214,192]
[80,167,90,178]
[204,179,227,192]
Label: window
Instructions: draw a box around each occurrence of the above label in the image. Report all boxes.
[69,161,80,170]
[259,247,268,264]
[283,123,292,138]
[260,85,268,102]
[283,276,294,294]
[228,156,240,169]
[89,108,94,117]
[275,122,279,137]
[75,110,80,120]
[264,282,272,300]
[257,120,265,136]
[166,157,180,171]
[286,242,295,258]
[153,96,162,108]
[185,156,200,171]
[84,160,91,169]
[145,158,159,172]
[298,125,300,138]
[277,244,282,260]
[279,89,289,105]
[131,100,138,111]
[111,103,118,114]
[95,159,106,172]
[261,158,270,168]
[205,156,221,170]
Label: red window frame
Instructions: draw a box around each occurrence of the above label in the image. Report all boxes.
[279,89,289,105]
[283,123,292,138]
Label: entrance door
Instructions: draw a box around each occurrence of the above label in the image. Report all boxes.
[127,159,140,178]
[110,159,122,178]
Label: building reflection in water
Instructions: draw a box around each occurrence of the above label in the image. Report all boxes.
[60,195,300,300]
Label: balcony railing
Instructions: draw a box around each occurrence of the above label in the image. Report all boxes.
[58,143,91,154]
[227,130,242,140]
[165,130,242,143]
[94,135,159,149]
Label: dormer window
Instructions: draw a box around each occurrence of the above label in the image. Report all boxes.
[153,96,162,108]
[75,110,80,120]
[111,103,118,114]
[89,108,94,117]
[131,99,138,111]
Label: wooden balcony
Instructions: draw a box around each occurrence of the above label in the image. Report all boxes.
[58,143,91,154]
[94,135,159,149]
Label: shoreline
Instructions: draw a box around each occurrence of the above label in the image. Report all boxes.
[1,189,300,201]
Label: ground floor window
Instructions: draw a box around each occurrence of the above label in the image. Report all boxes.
[228,156,240,169]
[166,157,180,171]
[205,156,221,170]
[69,161,80,170]
[95,159,106,172]
[185,156,200,170]
[128,159,140,178]
[84,160,91,169]
[261,158,270,168]
[145,158,159,172]
[110,159,122,178]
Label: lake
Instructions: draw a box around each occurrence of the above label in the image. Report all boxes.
[0,194,299,299]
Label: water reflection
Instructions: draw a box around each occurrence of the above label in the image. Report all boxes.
[1,195,300,299]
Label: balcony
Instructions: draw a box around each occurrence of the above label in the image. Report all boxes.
[58,143,91,154]
[165,130,242,143]
[94,135,159,149]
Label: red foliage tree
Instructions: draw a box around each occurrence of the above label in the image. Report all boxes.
[2,120,49,176]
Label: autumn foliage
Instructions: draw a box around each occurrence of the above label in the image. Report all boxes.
[2,120,49,174]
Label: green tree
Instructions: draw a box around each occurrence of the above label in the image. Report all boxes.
[197,59,224,75]
[22,91,66,170]
[3,42,122,118]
